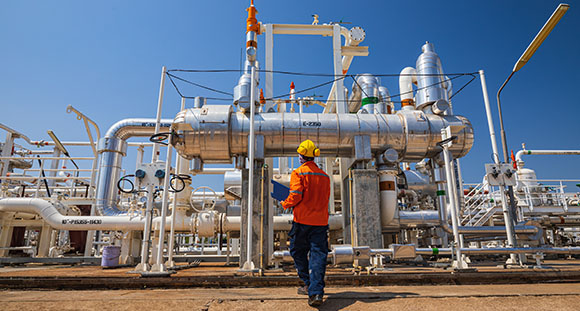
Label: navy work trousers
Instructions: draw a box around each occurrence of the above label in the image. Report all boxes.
[289,221,329,296]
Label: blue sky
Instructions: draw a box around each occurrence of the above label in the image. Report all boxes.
[1,1,579,190]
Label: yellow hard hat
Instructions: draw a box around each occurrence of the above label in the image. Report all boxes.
[297,139,320,157]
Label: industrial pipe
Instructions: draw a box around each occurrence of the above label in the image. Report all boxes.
[399,67,417,110]
[272,245,580,265]
[515,148,580,168]
[0,198,341,236]
[348,74,380,113]
[96,118,172,216]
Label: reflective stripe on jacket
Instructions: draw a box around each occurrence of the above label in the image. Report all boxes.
[281,161,330,226]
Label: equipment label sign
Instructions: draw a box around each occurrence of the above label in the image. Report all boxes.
[62,219,103,225]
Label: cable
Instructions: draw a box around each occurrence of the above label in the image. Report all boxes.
[117,174,135,194]
[449,74,477,100]
[165,68,478,105]
[36,156,51,197]
[149,132,172,146]
[265,75,348,100]
[168,68,478,78]
[166,73,233,96]
[169,174,191,193]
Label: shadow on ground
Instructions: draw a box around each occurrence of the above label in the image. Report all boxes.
[317,291,419,310]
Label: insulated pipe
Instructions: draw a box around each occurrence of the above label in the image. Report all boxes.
[438,220,539,236]
[515,149,580,168]
[440,128,464,268]
[0,198,340,237]
[272,246,580,264]
[348,74,380,113]
[96,118,172,216]
[0,198,192,231]
[398,210,441,226]
[399,67,417,109]
[378,168,398,226]
[223,214,343,233]
[172,107,474,163]
[378,86,393,114]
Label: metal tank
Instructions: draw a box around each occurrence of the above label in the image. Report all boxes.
[415,42,448,108]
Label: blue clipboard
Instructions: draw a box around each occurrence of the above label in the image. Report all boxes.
[271,180,290,202]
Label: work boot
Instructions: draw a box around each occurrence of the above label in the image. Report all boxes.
[308,294,323,307]
[297,285,308,295]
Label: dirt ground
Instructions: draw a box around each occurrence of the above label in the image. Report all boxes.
[1,283,579,311]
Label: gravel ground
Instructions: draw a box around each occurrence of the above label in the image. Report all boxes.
[1,283,579,311]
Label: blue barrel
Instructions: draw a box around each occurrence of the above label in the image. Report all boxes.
[101,245,121,268]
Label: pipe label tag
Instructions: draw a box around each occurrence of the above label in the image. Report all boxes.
[62,219,103,225]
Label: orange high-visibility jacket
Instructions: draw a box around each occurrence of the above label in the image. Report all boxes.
[281,161,330,226]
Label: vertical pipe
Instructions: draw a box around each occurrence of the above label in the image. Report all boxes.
[167,97,187,267]
[136,145,144,171]
[154,137,173,269]
[497,71,515,164]
[47,148,61,187]
[448,159,465,249]
[479,70,501,164]
[265,24,274,112]
[243,66,257,270]
[326,158,335,214]
[152,66,167,162]
[332,25,346,114]
[139,185,154,270]
[441,128,464,269]
[34,158,45,198]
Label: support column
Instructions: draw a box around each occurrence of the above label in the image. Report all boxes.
[120,231,141,265]
[37,223,53,257]
[240,162,270,271]
[342,169,382,263]
[0,218,13,257]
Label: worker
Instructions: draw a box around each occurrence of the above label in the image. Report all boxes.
[281,139,331,307]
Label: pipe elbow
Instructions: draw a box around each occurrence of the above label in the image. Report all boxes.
[399,67,417,103]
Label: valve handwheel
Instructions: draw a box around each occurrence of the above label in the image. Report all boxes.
[189,186,218,212]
